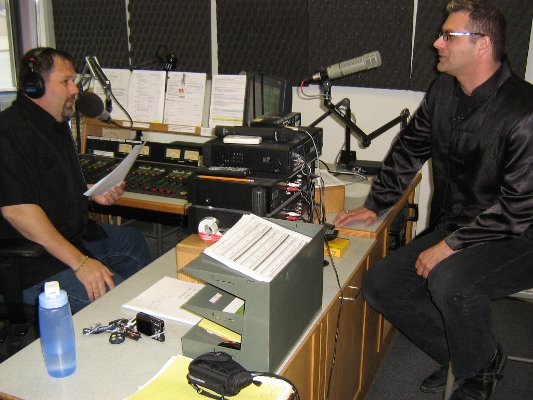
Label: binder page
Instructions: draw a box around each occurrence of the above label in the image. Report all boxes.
[164,71,207,126]
[84,143,143,196]
[128,70,166,123]
[208,74,247,127]
[92,68,131,121]
[203,215,311,282]
[122,276,203,325]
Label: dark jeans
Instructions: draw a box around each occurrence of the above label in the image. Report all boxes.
[363,224,533,379]
[22,223,152,314]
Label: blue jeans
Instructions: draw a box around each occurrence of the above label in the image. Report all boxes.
[363,224,533,379]
[23,223,152,314]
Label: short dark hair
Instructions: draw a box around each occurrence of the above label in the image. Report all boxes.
[446,0,506,62]
[18,47,75,88]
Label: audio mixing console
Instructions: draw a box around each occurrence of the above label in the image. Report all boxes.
[80,155,195,200]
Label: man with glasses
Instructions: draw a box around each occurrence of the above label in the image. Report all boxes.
[334,1,533,399]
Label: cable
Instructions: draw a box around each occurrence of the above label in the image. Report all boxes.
[298,80,325,99]
[250,372,300,400]
[109,89,134,129]
[323,238,344,400]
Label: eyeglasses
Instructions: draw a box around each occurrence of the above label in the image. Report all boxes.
[436,30,486,42]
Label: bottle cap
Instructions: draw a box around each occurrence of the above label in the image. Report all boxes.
[39,281,68,309]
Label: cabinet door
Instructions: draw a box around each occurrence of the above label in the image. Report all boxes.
[327,266,365,400]
[282,325,324,400]
[360,240,386,396]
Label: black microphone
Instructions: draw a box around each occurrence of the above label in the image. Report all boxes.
[76,91,112,123]
[85,56,112,112]
[304,51,382,83]
[214,125,295,143]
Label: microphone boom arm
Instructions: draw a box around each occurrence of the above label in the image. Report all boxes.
[309,79,410,169]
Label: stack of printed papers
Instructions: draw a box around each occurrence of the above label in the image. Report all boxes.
[203,214,311,282]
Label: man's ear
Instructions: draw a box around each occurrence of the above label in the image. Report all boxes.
[476,35,492,57]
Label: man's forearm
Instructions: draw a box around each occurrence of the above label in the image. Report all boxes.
[1,204,87,270]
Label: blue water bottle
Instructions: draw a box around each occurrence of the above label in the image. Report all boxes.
[38,281,76,377]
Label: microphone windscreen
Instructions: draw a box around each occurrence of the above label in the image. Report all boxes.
[76,92,104,118]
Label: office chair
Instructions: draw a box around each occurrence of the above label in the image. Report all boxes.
[443,288,533,400]
[0,238,44,339]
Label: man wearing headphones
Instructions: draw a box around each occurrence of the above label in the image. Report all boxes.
[0,47,152,313]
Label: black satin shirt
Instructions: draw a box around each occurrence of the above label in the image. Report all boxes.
[365,60,533,250]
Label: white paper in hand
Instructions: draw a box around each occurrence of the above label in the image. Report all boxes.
[84,144,143,196]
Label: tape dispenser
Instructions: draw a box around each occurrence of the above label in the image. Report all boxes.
[198,217,223,243]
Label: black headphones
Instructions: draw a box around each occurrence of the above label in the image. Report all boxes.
[20,47,54,99]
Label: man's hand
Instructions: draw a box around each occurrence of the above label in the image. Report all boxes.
[415,240,457,278]
[74,257,115,301]
[2,203,117,301]
[91,181,126,205]
[333,206,378,227]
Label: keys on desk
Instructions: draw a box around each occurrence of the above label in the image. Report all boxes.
[82,316,151,344]
[109,332,126,344]
[83,318,139,344]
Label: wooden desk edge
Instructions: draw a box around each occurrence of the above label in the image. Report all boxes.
[115,197,188,215]
[338,173,421,238]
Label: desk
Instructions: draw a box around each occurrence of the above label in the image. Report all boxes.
[0,235,375,400]
[116,191,188,215]
[279,172,421,400]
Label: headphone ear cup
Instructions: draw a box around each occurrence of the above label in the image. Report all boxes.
[21,69,45,99]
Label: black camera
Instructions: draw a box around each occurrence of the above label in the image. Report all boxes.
[136,312,165,342]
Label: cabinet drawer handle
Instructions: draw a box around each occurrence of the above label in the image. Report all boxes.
[339,286,361,301]
[339,296,357,301]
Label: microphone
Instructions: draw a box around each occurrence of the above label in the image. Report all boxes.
[76,91,112,123]
[85,56,112,112]
[214,125,295,143]
[304,51,381,83]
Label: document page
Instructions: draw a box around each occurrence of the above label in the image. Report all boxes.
[84,143,143,196]
[122,276,203,325]
[128,70,166,123]
[203,215,311,282]
[164,71,207,126]
[208,74,247,127]
[92,68,131,121]
[126,355,293,400]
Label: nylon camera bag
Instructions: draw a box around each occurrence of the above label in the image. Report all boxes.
[187,351,255,399]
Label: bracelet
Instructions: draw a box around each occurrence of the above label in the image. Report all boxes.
[74,255,89,274]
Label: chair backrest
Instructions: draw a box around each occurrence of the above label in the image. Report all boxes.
[0,239,44,324]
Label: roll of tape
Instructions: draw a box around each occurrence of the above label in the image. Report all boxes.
[198,217,219,235]
[198,217,222,243]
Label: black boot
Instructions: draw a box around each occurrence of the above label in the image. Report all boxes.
[450,343,507,400]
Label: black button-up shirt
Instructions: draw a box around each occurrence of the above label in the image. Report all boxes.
[0,94,90,286]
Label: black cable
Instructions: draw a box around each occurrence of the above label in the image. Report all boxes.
[323,238,344,400]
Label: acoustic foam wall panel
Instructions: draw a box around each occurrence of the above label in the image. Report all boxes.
[52,0,130,71]
[411,0,533,92]
[307,0,414,90]
[217,0,309,84]
[128,0,211,72]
